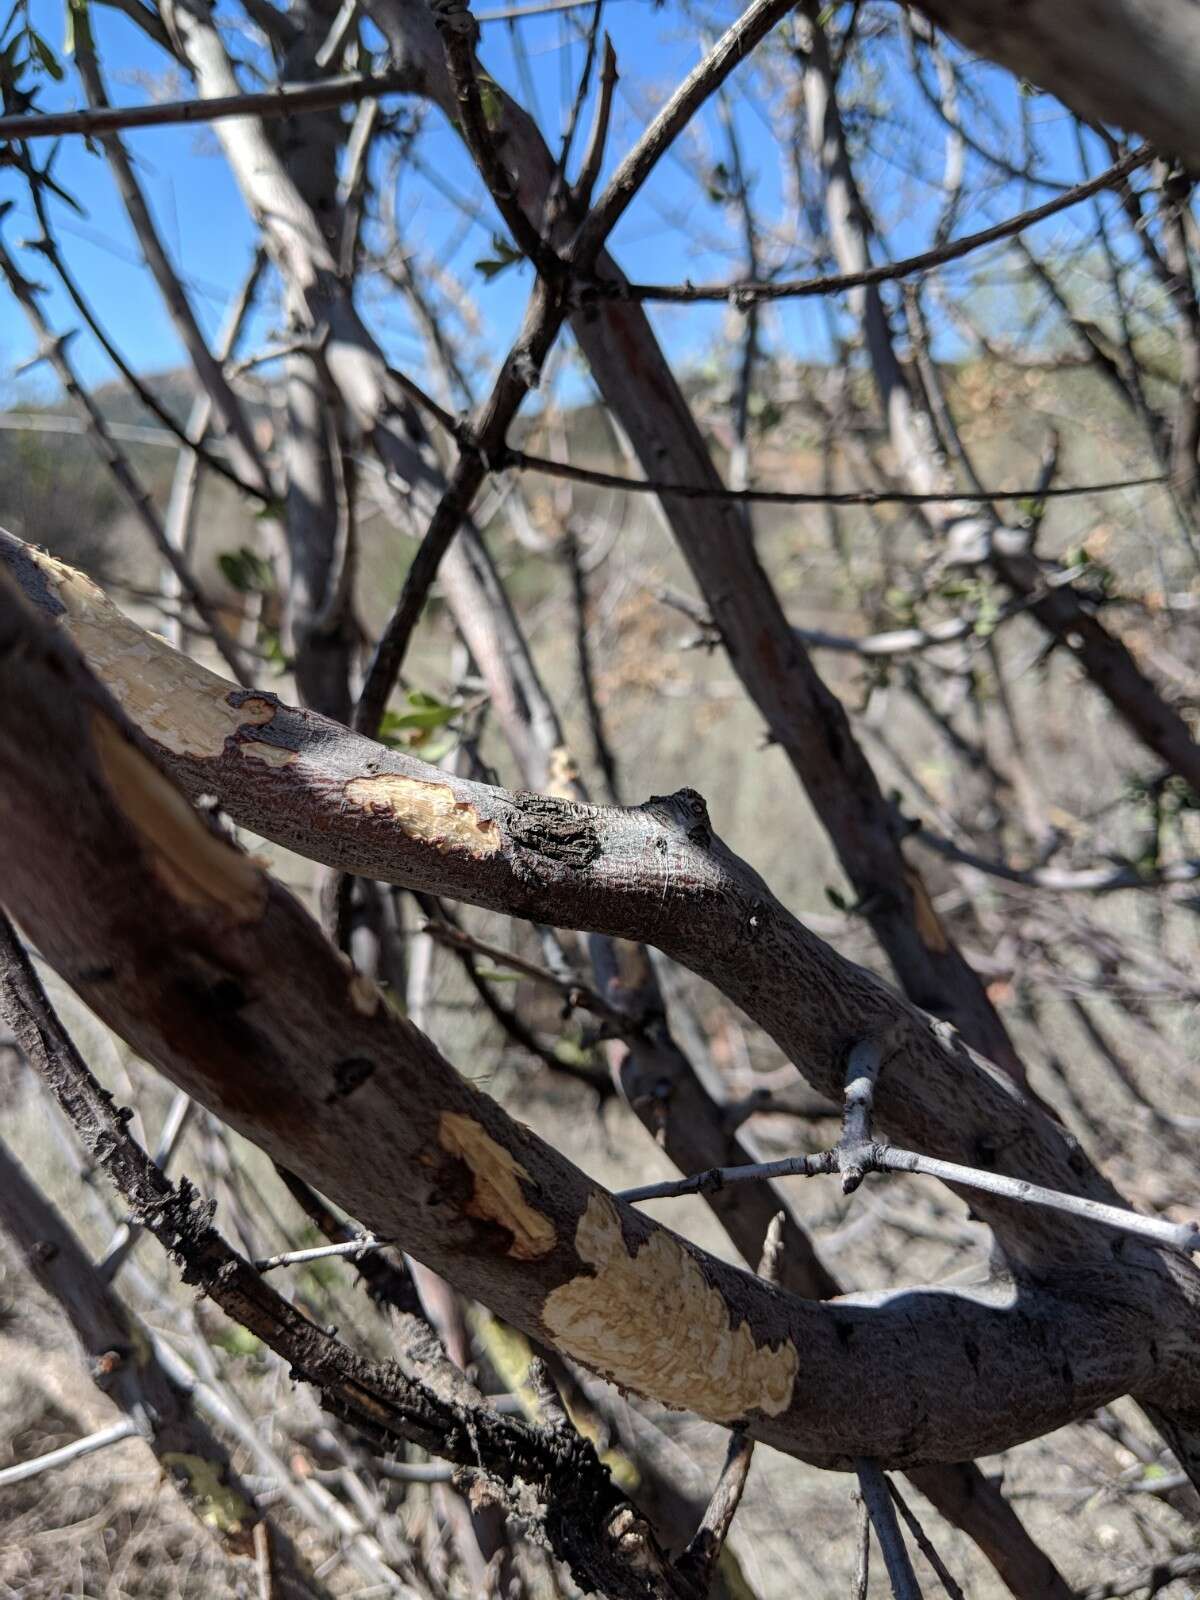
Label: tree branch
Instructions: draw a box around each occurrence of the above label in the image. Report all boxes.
[2,543,1198,1476]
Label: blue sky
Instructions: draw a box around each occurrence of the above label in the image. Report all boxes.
[0,0,1110,405]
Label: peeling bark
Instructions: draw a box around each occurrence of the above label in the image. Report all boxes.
[3,546,1199,1476]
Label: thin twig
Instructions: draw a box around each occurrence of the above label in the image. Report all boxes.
[97,1088,194,1282]
[888,1482,967,1600]
[553,0,605,202]
[856,1460,923,1599]
[253,1235,386,1273]
[617,1139,1200,1256]
[571,35,618,210]
[853,1494,871,1600]
[0,1417,144,1489]
[21,176,269,504]
[911,824,1200,894]
[477,0,614,17]
[253,1518,274,1600]
[0,70,414,142]
[571,0,796,260]
[434,6,562,278]
[676,1431,754,1592]
[491,447,1166,507]
[419,917,620,1024]
[356,0,788,735]
[595,146,1155,304]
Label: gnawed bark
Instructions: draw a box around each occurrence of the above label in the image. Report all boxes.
[2,540,1199,1477]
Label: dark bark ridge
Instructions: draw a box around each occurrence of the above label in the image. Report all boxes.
[2,542,1200,1478]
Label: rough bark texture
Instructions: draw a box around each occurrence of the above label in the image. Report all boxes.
[3,538,1199,1480]
[366,0,1028,1089]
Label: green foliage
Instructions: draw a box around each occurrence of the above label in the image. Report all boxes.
[378,689,460,757]
[0,0,63,116]
[211,1323,264,1359]
[216,544,274,594]
[475,233,524,281]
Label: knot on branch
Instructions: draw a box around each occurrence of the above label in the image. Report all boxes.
[507,792,600,868]
[642,786,712,845]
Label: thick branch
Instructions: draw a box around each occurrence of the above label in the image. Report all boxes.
[912,1,1200,171]
[3,542,1199,1477]
[363,0,1028,1088]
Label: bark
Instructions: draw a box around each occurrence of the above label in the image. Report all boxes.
[273,1,358,724]
[802,10,1200,799]
[3,541,1199,1478]
[911,1,1200,172]
[0,918,687,1600]
[438,514,840,1303]
[366,0,1027,1088]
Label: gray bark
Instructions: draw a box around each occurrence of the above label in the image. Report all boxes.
[4,533,1199,1483]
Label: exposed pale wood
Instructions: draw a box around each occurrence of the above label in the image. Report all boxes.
[3,544,1199,1479]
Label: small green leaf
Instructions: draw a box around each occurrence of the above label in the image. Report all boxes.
[217,545,273,594]
[377,702,459,749]
[28,28,62,78]
[259,626,289,675]
[475,232,523,281]
[386,706,457,731]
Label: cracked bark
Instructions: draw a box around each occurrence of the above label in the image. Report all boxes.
[3,544,1198,1484]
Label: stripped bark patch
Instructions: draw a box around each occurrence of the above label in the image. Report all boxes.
[543,1194,797,1421]
[240,740,297,767]
[37,554,274,758]
[345,774,500,855]
[903,863,950,954]
[437,1113,556,1259]
[90,712,267,923]
[348,970,382,1017]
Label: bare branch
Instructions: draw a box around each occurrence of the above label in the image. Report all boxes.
[618,1139,1200,1259]
[572,0,810,261]
[888,1483,968,1600]
[0,914,688,1600]
[433,5,562,278]
[254,1234,386,1272]
[2,559,1194,1474]
[0,1418,144,1489]
[591,147,1154,304]
[0,70,413,142]
[856,1461,923,1600]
